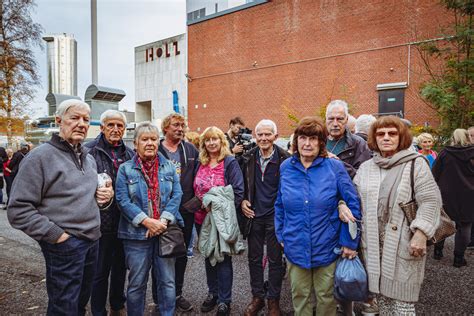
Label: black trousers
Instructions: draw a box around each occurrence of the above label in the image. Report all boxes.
[175,211,195,296]
[247,213,283,299]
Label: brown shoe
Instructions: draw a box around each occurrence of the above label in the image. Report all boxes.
[110,308,126,316]
[244,297,265,316]
[267,298,281,316]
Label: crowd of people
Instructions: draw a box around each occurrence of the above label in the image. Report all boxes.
[1,98,473,316]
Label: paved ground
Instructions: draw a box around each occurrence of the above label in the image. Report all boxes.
[0,202,472,315]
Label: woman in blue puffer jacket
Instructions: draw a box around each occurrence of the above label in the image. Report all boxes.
[274,116,361,316]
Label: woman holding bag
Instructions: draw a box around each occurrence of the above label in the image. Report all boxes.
[115,122,183,316]
[353,116,441,315]
[274,116,361,316]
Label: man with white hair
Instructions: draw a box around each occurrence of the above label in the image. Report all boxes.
[325,100,371,177]
[240,119,290,316]
[355,114,376,141]
[8,99,114,315]
[85,110,134,316]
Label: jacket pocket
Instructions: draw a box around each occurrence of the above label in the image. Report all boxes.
[397,225,422,261]
[126,178,139,200]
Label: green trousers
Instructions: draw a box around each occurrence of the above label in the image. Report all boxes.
[288,261,337,316]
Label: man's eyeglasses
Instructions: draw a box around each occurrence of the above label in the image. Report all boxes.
[171,122,186,128]
[105,123,125,130]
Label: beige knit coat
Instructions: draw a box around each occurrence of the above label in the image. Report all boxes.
[354,157,441,302]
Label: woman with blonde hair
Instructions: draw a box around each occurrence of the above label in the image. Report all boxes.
[193,126,244,315]
[417,133,437,169]
[432,128,474,266]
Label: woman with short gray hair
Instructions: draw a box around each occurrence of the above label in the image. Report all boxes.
[115,121,184,316]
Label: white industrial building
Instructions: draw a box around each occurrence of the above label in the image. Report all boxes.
[42,33,77,96]
[134,33,187,128]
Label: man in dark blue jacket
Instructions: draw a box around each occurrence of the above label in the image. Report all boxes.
[240,120,289,316]
[158,113,199,312]
[85,110,134,316]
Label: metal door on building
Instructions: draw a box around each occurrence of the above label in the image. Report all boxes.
[378,89,405,117]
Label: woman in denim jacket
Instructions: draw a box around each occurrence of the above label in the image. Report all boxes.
[115,122,183,316]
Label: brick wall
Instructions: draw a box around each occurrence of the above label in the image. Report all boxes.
[187,0,451,136]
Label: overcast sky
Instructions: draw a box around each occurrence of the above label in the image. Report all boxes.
[30,0,186,117]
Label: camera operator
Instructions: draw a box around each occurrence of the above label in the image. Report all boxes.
[226,116,246,156]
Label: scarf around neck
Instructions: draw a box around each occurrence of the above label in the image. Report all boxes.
[136,156,161,219]
[373,150,420,231]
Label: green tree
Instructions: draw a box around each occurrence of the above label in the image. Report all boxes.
[0,0,42,145]
[418,0,474,139]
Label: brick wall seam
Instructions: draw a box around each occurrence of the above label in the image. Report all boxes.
[190,36,450,81]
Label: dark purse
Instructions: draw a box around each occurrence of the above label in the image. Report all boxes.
[158,223,187,258]
[399,159,456,246]
[182,196,202,213]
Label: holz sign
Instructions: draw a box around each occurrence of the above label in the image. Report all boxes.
[145,41,180,62]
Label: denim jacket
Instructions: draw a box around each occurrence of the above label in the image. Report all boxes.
[116,153,184,240]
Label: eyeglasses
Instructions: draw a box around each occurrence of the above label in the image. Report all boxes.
[105,123,125,130]
[375,131,399,137]
[171,122,186,128]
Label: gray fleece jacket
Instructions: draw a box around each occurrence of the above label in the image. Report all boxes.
[7,133,101,243]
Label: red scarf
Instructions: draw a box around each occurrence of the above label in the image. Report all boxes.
[136,156,161,219]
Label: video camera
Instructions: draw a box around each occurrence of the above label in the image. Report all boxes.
[236,127,256,153]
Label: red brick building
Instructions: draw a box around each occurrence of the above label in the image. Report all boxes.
[187,0,451,136]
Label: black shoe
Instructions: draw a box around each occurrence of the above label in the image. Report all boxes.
[216,303,230,316]
[201,293,218,313]
[453,256,467,268]
[433,248,443,260]
[176,295,193,312]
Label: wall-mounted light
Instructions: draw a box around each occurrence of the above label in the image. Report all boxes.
[195,104,199,109]
[253,61,258,67]
[203,104,207,108]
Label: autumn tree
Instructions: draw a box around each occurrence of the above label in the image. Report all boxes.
[418,0,474,139]
[0,0,42,144]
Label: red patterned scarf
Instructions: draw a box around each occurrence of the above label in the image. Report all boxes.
[136,156,161,219]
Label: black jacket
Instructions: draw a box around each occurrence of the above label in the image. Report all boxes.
[159,140,199,214]
[239,145,289,230]
[9,149,28,177]
[84,134,134,233]
[334,129,372,178]
[432,145,474,222]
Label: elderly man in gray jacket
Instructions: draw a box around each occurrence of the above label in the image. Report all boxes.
[8,99,114,316]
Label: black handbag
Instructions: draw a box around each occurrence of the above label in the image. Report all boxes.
[158,223,187,258]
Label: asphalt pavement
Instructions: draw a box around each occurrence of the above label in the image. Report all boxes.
[0,201,472,315]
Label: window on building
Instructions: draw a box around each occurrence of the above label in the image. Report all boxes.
[187,8,206,22]
[376,83,407,117]
[186,0,268,24]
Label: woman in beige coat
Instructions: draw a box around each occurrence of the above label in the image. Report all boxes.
[353,116,441,315]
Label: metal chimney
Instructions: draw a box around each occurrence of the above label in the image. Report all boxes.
[91,0,98,85]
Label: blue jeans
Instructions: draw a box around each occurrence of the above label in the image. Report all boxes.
[91,233,126,315]
[39,236,99,316]
[196,223,233,304]
[123,238,176,316]
[205,254,233,304]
